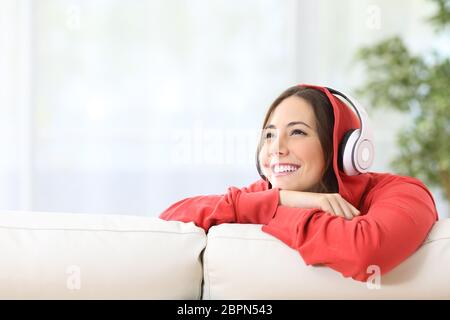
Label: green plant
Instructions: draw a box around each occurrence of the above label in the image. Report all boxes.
[355,0,450,214]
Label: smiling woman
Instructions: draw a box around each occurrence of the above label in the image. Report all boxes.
[256,86,337,194]
[255,86,361,220]
[160,84,438,282]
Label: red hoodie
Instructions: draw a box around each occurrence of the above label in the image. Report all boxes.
[159,85,439,282]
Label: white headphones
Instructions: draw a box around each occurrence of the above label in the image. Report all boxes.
[326,87,375,176]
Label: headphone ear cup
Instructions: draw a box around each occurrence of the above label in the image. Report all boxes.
[338,129,356,172]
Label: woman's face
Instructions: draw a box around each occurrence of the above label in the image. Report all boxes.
[259,96,326,192]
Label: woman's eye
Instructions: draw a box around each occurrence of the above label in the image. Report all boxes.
[291,129,306,136]
[264,132,274,139]
[264,129,306,139]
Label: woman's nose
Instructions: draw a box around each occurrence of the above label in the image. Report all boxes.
[269,133,288,156]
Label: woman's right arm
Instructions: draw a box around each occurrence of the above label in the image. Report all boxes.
[159,186,280,232]
[279,190,360,220]
[160,185,359,232]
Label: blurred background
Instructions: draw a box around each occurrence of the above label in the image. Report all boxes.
[0,0,448,218]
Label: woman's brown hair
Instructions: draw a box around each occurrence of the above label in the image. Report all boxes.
[256,85,338,193]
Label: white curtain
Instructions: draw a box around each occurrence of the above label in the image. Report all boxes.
[0,0,33,211]
[1,0,298,216]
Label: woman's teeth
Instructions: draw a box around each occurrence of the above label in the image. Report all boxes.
[273,165,300,174]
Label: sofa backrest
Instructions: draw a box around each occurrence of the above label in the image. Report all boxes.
[203,220,450,299]
[0,211,206,299]
[2,209,449,299]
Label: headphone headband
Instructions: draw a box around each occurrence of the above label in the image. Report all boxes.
[326,87,372,141]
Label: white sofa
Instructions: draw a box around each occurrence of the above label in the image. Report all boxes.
[0,210,449,299]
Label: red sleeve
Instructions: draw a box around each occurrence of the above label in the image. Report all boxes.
[262,180,438,282]
[159,182,280,232]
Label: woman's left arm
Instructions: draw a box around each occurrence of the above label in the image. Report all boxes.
[262,179,438,282]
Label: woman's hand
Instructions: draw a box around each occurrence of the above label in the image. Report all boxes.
[279,190,360,220]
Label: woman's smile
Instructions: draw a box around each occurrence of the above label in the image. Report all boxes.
[271,163,301,177]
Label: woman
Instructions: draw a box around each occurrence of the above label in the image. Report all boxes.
[160,84,438,282]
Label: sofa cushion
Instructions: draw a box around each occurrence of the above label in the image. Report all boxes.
[0,210,206,299]
[203,219,450,299]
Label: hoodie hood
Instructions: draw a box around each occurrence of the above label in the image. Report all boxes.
[296,84,373,208]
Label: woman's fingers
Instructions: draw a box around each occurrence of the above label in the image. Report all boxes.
[330,196,354,220]
[340,202,355,220]
[342,201,359,219]
[339,197,360,219]
[351,205,361,216]
[319,195,340,217]
[345,199,360,217]
[322,203,335,216]
[326,196,345,218]
[322,194,360,220]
